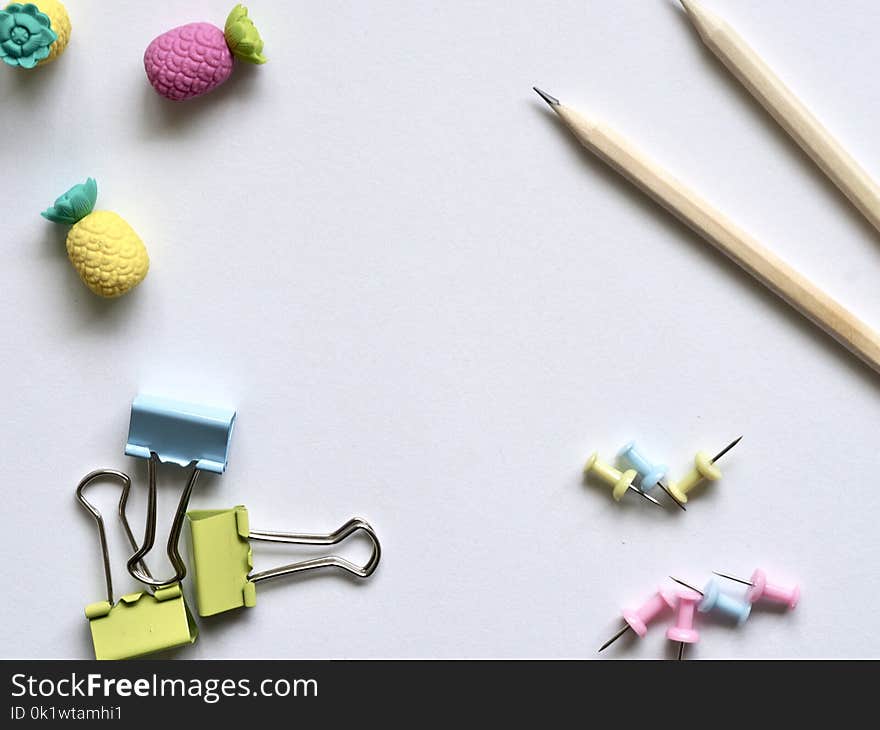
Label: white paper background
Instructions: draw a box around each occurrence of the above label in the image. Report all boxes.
[2,0,879,658]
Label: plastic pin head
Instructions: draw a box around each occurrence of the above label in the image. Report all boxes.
[666,588,701,644]
[584,452,638,501]
[746,569,800,610]
[599,586,676,652]
[668,451,723,504]
[622,586,677,637]
[698,577,751,626]
[617,441,668,492]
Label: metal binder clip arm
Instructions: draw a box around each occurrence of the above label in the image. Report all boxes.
[186,507,381,616]
[76,469,155,603]
[248,517,382,584]
[126,452,201,589]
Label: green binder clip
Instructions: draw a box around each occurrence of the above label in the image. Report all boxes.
[186,505,381,617]
[77,470,198,660]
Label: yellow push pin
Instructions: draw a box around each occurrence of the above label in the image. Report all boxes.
[667,437,742,505]
[584,452,662,507]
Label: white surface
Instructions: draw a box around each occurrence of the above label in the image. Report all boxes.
[1,0,879,659]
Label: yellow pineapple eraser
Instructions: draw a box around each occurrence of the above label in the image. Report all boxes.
[42,178,150,298]
[1,1,71,68]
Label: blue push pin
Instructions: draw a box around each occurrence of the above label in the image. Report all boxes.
[698,577,751,626]
[617,441,685,511]
[671,576,751,627]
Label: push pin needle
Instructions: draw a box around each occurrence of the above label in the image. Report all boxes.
[659,482,687,512]
[712,571,752,586]
[711,436,742,464]
[598,625,631,653]
[632,487,663,507]
[670,576,703,596]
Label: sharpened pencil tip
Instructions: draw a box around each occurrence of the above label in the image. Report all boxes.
[679,0,714,26]
[533,87,559,107]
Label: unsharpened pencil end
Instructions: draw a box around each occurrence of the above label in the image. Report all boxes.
[533,87,559,108]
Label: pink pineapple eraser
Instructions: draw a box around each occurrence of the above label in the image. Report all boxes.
[622,587,676,637]
[666,588,701,644]
[144,4,266,102]
[747,569,800,610]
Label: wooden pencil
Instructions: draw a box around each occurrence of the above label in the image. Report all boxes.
[679,0,880,236]
[533,88,880,374]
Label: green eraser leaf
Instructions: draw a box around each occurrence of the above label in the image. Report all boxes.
[42,177,98,225]
[224,4,267,64]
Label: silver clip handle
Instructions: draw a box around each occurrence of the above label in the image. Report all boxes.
[76,469,155,604]
[126,453,200,589]
[248,517,381,584]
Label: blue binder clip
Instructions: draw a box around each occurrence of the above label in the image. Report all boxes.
[124,395,235,473]
[123,394,236,589]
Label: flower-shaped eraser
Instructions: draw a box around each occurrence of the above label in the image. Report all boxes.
[0,1,70,68]
[144,4,266,101]
[42,179,150,298]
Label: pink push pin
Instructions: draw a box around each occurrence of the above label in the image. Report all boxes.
[598,586,677,652]
[714,569,800,609]
[667,578,702,660]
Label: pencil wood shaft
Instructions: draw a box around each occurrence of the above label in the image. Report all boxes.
[681,0,880,235]
[552,102,880,374]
